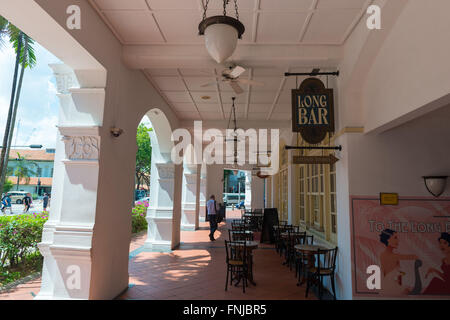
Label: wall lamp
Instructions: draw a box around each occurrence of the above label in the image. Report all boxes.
[423,176,448,197]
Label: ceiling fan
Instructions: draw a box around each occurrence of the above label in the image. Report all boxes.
[201,65,264,94]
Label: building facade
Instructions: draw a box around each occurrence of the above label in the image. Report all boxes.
[1,0,449,300]
[6,148,55,196]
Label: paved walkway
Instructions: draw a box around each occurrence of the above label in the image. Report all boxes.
[0,210,314,300]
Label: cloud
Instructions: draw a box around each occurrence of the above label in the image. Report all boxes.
[0,41,60,149]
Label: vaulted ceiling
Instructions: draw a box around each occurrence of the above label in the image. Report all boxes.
[89,0,373,122]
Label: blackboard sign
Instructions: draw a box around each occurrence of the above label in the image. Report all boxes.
[260,208,279,243]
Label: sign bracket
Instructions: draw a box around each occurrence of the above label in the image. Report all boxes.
[285,145,342,151]
[285,70,339,77]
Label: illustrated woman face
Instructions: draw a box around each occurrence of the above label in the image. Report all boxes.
[439,238,450,253]
[388,233,399,249]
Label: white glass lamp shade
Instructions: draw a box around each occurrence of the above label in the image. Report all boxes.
[423,176,448,197]
[204,23,238,64]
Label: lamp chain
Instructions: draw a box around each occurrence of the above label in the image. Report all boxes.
[234,0,239,20]
[223,0,228,16]
[203,0,210,21]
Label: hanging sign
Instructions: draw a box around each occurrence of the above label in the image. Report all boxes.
[292,78,334,144]
[293,154,339,165]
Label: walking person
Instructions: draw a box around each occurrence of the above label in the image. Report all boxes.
[1,193,6,214]
[23,193,31,213]
[206,195,219,241]
[3,193,12,215]
[43,193,49,212]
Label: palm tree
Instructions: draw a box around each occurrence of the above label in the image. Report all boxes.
[12,153,36,190]
[0,16,36,194]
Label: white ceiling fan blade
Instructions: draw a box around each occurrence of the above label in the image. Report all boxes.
[237,79,265,86]
[229,81,244,94]
[229,65,246,78]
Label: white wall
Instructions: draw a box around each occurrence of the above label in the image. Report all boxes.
[363,0,450,133]
[349,104,450,197]
[4,0,180,299]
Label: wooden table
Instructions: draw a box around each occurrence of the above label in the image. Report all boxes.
[294,244,328,285]
[230,241,259,286]
[280,231,305,239]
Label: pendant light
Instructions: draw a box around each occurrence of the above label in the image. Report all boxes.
[198,0,245,64]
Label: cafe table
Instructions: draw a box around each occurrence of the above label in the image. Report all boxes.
[230,240,259,286]
[294,244,328,285]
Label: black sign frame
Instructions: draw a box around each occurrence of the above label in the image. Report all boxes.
[291,78,335,136]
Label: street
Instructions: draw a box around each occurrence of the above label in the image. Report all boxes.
[1,200,47,215]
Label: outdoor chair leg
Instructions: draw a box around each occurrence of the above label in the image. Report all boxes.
[331,274,337,300]
[318,276,323,300]
[305,275,310,298]
[225,267,229,291]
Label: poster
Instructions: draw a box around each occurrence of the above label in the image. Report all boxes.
[351,196,450,298]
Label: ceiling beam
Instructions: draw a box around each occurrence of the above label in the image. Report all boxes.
[179,119,290,130]
[123,44,342,69]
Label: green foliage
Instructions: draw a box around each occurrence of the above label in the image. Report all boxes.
[12,152,36,188]
[0,252,42,285]
[0,18,36,69]
[3,180,13,193]
[136,124,152,190]
[131,201,148,233]
[0,212,48,269]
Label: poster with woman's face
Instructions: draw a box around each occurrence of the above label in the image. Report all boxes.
[351,197,450,298]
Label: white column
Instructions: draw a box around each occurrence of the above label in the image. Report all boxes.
[199,163,207,222]
[271,173,278,208]
[244,171,252,210]
[145,161,176,251]
[251,175,265,209]
[181,164,199,231]
[36,64,106,300]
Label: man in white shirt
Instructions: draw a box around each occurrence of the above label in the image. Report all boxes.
[206,195,218,241]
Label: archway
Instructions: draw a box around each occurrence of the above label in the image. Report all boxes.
[137,108,183,252]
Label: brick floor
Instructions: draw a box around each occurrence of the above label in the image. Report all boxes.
[0,209,315,300]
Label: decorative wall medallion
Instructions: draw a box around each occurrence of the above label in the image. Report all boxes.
[156,163,175,179]
[62,136,99,160]
[54,73,76,94]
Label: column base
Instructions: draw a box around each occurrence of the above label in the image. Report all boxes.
[181,224,196,231]
[143,240,172,252]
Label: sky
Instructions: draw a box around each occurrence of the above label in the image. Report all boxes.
[0,41,61,149]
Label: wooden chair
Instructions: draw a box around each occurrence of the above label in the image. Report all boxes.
[228,229,254,241]
[305,247,338,300]
[225,240,248,293]
[285,231,306,270]
[294,234,314,281]
[231,221,245,230]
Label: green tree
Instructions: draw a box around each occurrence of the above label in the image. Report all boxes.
[3,179,13,193]
[12,153,36,190]
[135,124,152,191]
[0,16,37,195]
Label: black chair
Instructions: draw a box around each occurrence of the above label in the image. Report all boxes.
[305,247,339,300]
[231,221,245,230]
[285,231,306,270]
[294,234,314,280]
[225,240,248,293]
[228,229,254,241]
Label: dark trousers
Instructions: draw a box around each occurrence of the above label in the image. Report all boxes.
[208,214,217,238]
